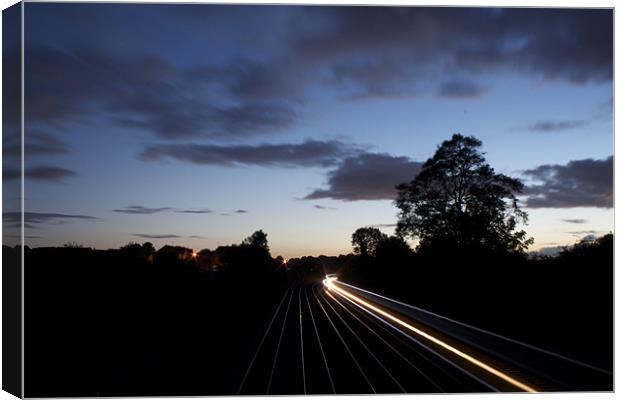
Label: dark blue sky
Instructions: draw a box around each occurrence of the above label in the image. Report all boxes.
[4,4,613,257]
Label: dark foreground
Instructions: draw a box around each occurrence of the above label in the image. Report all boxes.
[14,237,613,396]
[239,281,611,394]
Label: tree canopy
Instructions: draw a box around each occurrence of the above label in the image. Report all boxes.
[242,229,269,252]
[395,134,533,255]
[351,227,388,257]
[374,236,412,260]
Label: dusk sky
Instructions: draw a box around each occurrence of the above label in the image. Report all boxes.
[3,4,613,258]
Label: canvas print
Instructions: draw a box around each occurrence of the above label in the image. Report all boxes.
[2,3,613,397]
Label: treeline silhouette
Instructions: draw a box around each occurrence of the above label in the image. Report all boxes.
[11,229,612,395]
[326,232,612,377]
[16,230,291,397]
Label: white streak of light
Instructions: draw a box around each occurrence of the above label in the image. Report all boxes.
[323,277,537,393]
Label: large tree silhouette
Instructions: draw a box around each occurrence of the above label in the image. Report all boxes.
[395,134,533,254]
[351,227,388,257]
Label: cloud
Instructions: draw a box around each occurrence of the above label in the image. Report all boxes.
[4,169,22,181]
[305,153,422,201]
[2,131,74,184]
[562,219,587,224]
[577,233,599,242]
[187,56,308,103]
[527,120,587,132]
[219,210,247,215]
[369,223,397,228]
[225,62,305,102]
[132,233,181,239]
[115,99,296,140]
[26,166,75,181]
[531,245,565,257]
[3,130,74,184]
[531,234,603,256]
[112,205,172,214]
[523,156,612,208]
[22,8,610,147]
[6,223,37,230]
[213,102,297,136]
[567,230,603,239]
[25,45,299,141]
[294,7,611,94]
[141,140,362,168]
[3,166,76,182]
[313,205,337,210]
[175,209,212,214]
[327,59,416,99]
[188,235,208,239]
[204,8,610,104]
[3,211,97,228]
[6,235,42,239]
[3,131,70,158]
[437,79,489,99]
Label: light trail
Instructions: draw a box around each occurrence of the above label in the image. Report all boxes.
[322,284,496,392]
[313,288,376,394]
[324,277,537,393]
[298,289,306,395]
[329,282,471,391]
[335,279,611,375]
[320,291,406,393]
[236,286,293,395]
[267,287,295,394]
[325,289,445,392]
[304,288,336,394]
